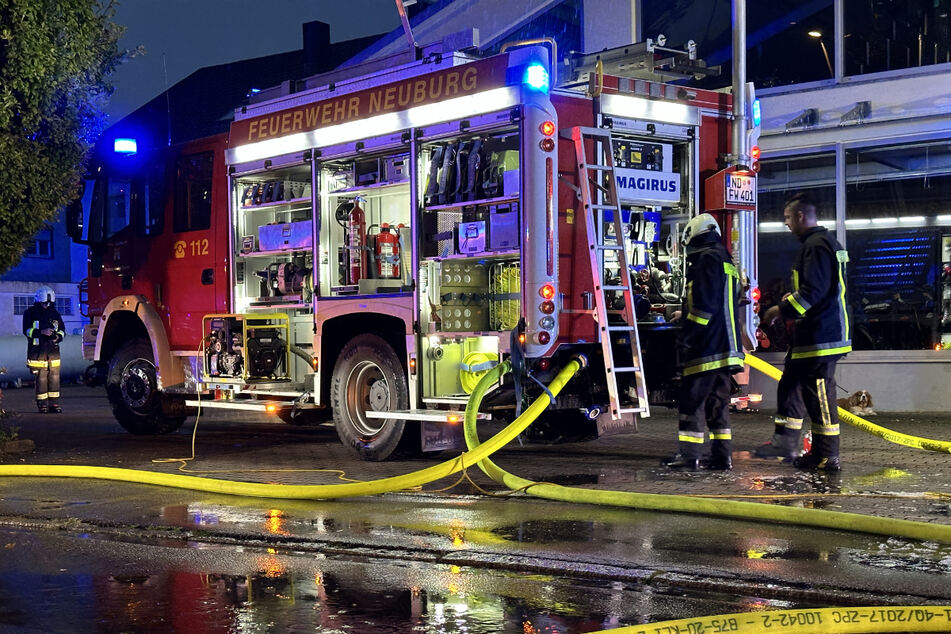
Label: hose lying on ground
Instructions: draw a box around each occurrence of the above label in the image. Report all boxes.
[745,354,951,454]
[0,358,580,500]
[462,359,951,544]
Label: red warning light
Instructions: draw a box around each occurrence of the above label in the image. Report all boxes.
[539,120,556,136]
[539,283,555,300]
[752,287,761,301]
[537,331,551,345]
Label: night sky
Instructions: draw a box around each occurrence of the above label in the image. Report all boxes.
[107,0,402,123]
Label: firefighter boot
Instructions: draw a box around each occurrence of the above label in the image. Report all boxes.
[48,403,62,413]
[36,401,48,414]
[661,454,701,471]
[793,453,840,471]
[753,430,800,461]
[702,441,733,471]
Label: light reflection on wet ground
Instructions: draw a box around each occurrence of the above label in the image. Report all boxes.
[0,527,810,633]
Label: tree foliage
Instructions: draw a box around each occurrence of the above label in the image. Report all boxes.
[0,0,123,274]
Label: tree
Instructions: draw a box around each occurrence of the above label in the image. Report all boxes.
[0,0,123,274]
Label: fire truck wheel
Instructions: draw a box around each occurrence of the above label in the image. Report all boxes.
[331,334,412,461]
[106,339,185,435]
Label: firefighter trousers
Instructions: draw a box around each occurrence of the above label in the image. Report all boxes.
[677,369,732,460]
[28,357,61,409]
[776,356,840,458]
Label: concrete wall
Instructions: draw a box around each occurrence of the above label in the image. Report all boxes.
[0,336,87,387]
[749,351,951,413]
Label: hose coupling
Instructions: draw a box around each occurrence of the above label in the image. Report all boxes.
[571,353,589,370]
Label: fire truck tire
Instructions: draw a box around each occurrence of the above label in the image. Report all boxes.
[106,339,185,435]
[331,334,412,461]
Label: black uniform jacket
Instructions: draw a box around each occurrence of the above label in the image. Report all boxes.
[682,233,745,376]
[778,226,851,360]
[23,303,65,361]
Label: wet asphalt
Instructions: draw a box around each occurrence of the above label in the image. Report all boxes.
[0,384,949,631]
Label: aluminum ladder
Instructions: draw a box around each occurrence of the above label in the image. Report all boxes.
[568,126,650,420]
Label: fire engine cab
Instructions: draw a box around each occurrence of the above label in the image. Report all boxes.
[69,38,759,460]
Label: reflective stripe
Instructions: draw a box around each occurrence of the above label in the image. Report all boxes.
[787,292,809,315]
[724,270,738,355]
[709,431,732,440]
[782,418,804,431]
[687,312,710,325]
[27,360,48,369]
[50,359,61,367]
[814,425,840,435]
[790,344,852,359]
[837,251,850,343]
[679,432,705,444]
[683,353,745,376]
[817,378,832,430]
[36,394,48,400]
[791,270,799,291]
[48,391,60,398]
[723,262,738,277]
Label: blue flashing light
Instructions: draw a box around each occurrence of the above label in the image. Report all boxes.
[523,63,550,93]
[114,138,137,154]
[752,99,761,127]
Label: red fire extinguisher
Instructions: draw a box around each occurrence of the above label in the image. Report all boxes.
[347,200,366,285]
[375,223,400,279]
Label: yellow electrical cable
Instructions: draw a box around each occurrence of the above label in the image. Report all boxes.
[584,606,951,634]
[0,360,573,500]
[745,354,951,453]
[462,361,951,544]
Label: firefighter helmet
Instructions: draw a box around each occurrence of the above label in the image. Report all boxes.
[35,285,55,305]
[682,213,720,245]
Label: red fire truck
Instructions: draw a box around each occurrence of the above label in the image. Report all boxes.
[68,40,759,460]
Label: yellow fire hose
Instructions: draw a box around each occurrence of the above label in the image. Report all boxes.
[745,354,951,453]
[0,358,579,500]
[585,606,951,634]
[462,360,951,545]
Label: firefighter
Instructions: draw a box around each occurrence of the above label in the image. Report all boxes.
[663,214,744,471]
[23,286,66,413]
[756,192,850,471]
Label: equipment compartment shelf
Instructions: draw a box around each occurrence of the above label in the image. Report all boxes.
[329,181,409,196]
[239,197,311,212]
[238,248,308,258]
[425,195,518,211]
[424,250,520,261]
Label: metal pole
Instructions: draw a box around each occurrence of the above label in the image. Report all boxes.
[731,0,749,169]
[394,0,419,57]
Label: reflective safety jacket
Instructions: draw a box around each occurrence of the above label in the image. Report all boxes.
[778,226,851,359]
[23,302,65,362]
[682,234,745,376]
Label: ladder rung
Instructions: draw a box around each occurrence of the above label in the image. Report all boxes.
[606,325,635,331]
[583,163,612,170]
[610,366,641,373]
[618,407,648,414]
[582,129,612,139]
[588,203,617,210]
[596,245,624,251]
[602,285,629,291]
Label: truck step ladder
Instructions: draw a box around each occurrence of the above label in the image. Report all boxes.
[568,126,650,420]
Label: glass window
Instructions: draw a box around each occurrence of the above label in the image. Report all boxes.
[174,151,213,232]
[845,142,951,350]
[14,295,33,315]
[845,0,951,76]
[756,153,836,352]
[55,297,73,316]
[24,226,53,259]
[105,178,131,238]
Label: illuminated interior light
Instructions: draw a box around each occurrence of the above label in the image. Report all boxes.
[113,138,137,154]
[539,120,556,136]
[818,220,836,228]
[845,218,872,226]
[446,413,460,424]
[539,283,555,300]
[523,63,550,92]
[871,217,899,224]
[601,93,698,126]
[759,222,784,230]
[937,215,951,224]
[898,216,927,223]
[265,404,277,413]
[231,87,519,164]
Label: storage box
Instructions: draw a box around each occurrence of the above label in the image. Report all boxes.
[488,203,519,250]
[383,154,410,182]
[457,221,486,254]
[258,220,312,251]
